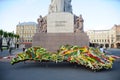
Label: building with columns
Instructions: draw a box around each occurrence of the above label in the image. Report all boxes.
[86,24,120,48]
[111,25,120,48]
[16,22,37,43]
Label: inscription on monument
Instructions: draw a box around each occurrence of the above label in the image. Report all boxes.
[55,21,67,27]
[47,12,74,33]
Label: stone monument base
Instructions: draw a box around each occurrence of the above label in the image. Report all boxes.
[32,33,89,52]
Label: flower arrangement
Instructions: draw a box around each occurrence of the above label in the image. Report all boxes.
[11,45,117,71]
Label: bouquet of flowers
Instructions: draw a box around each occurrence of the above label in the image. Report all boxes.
[11,45,117,71]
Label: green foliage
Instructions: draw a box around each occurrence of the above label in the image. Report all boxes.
[8,32,14,38]
[3,31,8,38]
[0,29,3,36]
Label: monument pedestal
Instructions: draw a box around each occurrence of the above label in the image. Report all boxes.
[32,33,89,52]
[33,12,89,52]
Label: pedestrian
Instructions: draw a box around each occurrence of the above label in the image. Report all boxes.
[17,42,19,48]
[7,40,10,49]
[0,47,3,52]
[0,38,3,52]
[100,46,104,53]
[22,44,25,52]
[0,44,3,52]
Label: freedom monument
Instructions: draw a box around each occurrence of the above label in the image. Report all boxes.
[32,0,89,51]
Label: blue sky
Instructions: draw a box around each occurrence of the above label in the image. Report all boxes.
[0,0,120,32]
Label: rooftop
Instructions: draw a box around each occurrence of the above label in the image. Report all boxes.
[17,22,37,26]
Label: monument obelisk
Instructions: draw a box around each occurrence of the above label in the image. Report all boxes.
[32,0,89,51]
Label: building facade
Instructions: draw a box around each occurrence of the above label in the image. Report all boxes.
[87,24,120,48]
[16,22,37,43]
[111,25,120,48]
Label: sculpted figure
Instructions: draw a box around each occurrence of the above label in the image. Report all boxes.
[75,15,84,32]
[49,0,72,13]
[42,23,47,33]
[37,15,47,33]
[37,15,43,33]
[37,15,43,27]
[64,0,72,13]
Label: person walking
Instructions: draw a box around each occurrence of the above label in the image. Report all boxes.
[100,46,104,53]
[0,37,3,52]
[22,44,25,52]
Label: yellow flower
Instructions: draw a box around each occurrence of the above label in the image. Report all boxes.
[109,56,115,61]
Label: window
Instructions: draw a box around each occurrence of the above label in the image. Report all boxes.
[117,35,120,41]
[97,40,98,42]
[102,40,104,42]
[105,39,106,42]
[94,40,96,42]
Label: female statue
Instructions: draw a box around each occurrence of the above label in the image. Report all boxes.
[49,0,72,13]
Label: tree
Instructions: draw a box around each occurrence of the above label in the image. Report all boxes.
[14,34,20,41]
[8,32,14,38]
[7,32,13,49]
[0,29,3,36]
[16,35,20,41]
[3,31,8,38]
